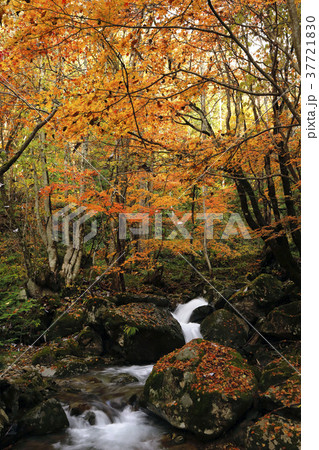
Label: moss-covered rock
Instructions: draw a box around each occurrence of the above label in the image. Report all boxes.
[200,309,249,350]
[227,274,284,323]
[18,398,69,435]
[32,339,83,365]
[89,302,184,363]
[143,339,257,439]
[55,357,89,378]
[260,302,301,339]
[246,414,301,449]
[0,370,47,418]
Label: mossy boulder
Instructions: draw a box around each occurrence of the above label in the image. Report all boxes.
[76,326,103,356]
[143,339,257,439]
[18,398,69,436]
[227,274,284,323]
[46,310,85,340]
[260,301,301,339]
[189,305,215,324]
[89,302,184,363]
[32,339,82,365]
[55,357,89,378]
[0,371,47,418]
[246,414,301,449]
[200,309,249,350]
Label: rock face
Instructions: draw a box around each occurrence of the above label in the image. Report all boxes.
[246,414,301,449]
[18,398,69,435]
[189,305,215,324]
[227,274,284,323]
[260,301,301,339]
[143,339,257,439]
[200,309,249,350]
[88,301,184,363]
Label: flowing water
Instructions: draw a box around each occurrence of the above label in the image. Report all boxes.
[12,298,208,450]
[172,297,208,343]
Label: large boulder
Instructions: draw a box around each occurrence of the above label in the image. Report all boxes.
[143,339,257,439]
[227,274,284,323]
[18,398,69,436]
[0,371,47,418]
[200,309,249,350]
[260,301,301,340]
[88,302,184,363]
[246,414,301,449]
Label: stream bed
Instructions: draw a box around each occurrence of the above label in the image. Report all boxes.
[11,299,208,450]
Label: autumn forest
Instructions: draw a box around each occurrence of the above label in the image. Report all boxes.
[0,0,301,449]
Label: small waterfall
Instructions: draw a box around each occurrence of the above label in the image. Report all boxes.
[55,406,164,450]
[51,364,166,450]
[172,297,208,343]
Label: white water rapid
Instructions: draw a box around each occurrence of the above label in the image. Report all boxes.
[172,297,208,343]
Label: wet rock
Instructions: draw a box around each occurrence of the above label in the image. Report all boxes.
[189,305,215,324]
[260,301,301,340]
[18,398,69,436]
[144,339,257,439]
[246,414,301,449]
[84,410,96,425]
[200,309,249,350]
[70,402,91,416]
[110,373,139,385]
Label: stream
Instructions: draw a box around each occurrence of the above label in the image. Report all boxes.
[12,298,208,450]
